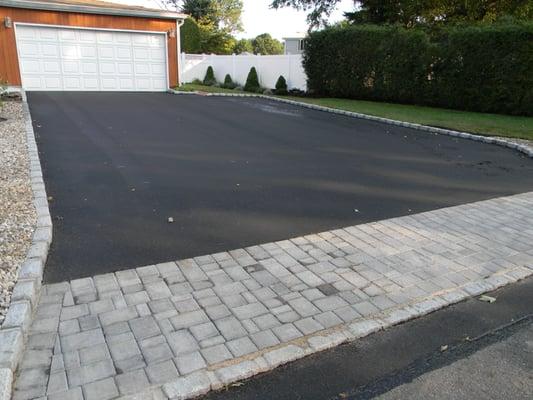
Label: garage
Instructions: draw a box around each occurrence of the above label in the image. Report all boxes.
[0,0,186,91]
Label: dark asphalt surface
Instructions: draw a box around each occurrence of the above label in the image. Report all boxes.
[27,92,533,282]
[204,277,533,400]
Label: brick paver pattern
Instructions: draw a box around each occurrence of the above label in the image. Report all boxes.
[13,193,533,400]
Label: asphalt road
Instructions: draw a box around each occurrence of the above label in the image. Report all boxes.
[27,92,533,282]
[376,321,532,400]
[204,277,533,400]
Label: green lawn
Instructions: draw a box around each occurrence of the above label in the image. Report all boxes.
[176,84,533,140]
[176,83,239,94]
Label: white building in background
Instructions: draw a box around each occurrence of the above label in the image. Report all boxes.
[283,33,306,55]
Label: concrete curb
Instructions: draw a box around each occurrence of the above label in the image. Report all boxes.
[0,94,52,400]
[162,266,533,400]
[168,89,533,159]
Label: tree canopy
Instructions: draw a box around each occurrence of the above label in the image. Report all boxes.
[251,33,284,55]
[270,0,533,28]
[166,0,243,33]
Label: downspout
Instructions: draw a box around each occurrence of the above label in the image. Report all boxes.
[176,18,185,87]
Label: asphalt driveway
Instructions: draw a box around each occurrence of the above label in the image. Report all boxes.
[27,92,533,283]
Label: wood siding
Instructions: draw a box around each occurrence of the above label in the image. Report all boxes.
[0,6,178,87]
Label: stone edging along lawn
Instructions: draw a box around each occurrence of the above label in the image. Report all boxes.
[168,89,533,159]
[0,95,52,400]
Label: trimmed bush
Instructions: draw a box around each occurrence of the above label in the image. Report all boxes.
[203,66,216,86]
[274,75,288,95]
[222,74,236,89]
[181,18,201,53]
[303,22,533,116]
[244,67,261,93]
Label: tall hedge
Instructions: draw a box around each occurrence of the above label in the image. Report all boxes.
[303,22,533,116]
[181,17,201,53]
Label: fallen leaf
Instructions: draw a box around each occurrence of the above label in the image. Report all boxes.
[479,295,496,303]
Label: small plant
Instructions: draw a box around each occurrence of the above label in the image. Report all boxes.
[203,66,216,86]
[192,78,203,85]
[222,74,236,89]
[274,75,288,95]
[244,67,260,93]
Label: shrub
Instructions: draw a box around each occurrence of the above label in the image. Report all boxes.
[274,75,288,95]
[303,22,533,116]
[203,66,216,86]
[222,74,236,89]
[244,67,261,93]
[181,18,201,53]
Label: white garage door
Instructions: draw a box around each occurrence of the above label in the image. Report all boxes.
[15,24,168,91]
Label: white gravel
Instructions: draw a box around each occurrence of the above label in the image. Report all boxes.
[0,100,36,325]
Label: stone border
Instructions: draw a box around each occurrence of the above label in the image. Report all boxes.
[0,93,52,400]
[168,89,533,159]
[162,267,532,400]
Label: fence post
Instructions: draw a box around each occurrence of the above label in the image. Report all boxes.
[288,55,291,89]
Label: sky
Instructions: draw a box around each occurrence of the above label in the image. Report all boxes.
[109,0,354,39]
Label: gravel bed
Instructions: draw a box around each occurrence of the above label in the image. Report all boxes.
[0,100,36,325]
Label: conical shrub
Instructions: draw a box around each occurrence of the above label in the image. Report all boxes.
[203,66,216,86]
[244,67,260,93]
[274,75,288,95]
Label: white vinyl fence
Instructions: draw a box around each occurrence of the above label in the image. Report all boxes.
[180,53,307,91]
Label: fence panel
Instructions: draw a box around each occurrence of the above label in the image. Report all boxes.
[180,53,307,91]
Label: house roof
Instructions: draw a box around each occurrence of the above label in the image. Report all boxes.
[283,33,306,40]
[3,0,187,20]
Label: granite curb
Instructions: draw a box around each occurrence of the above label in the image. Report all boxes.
[168,89,533,159]
[0,94,52,400]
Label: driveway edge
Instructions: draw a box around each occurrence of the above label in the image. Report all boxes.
[162,267,533,400]
[168,89,533,159]
[0,95,52,400]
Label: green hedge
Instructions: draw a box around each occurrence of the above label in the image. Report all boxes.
[303,23,533,116]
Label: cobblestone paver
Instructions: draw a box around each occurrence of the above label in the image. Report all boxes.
[12,193,533,400]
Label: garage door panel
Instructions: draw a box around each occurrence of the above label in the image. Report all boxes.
[41,43,60,57]
[80,45,97,58]
[43,61,61,73]
[16,25,168,91]
[79,31,97,43]
[98,46,115,59]
[62,61,80,74]
[116,47,132,60]
[20,59,40,74]
[63,76,82,90]
[43,76,62,89]
[81,62,98,74]
[82,77,99,90]
[59,30,77,41]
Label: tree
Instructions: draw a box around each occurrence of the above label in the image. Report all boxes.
[180,17,201,52]
[252,33,284,55]
[198,19,236,54]
[166,0,243,33]
[270,0,533,28]
[233,38,253,54]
